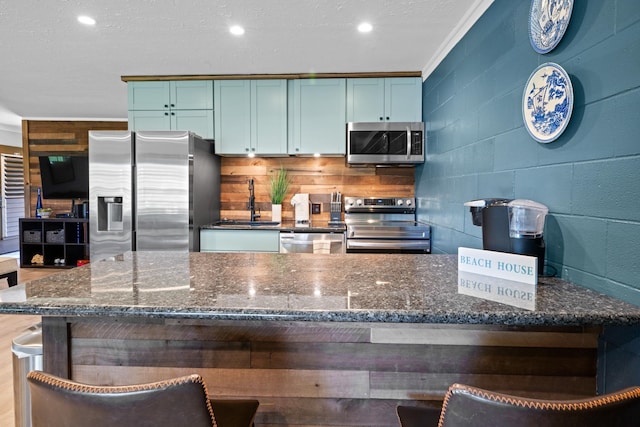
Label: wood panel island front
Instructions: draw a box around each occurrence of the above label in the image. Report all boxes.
[2,252,640,427]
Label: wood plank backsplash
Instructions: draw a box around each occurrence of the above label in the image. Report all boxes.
[220,157,415,222]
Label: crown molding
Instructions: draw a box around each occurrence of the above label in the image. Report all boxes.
[421,0,495,80]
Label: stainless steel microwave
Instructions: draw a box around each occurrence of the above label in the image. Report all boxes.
[346,122,425,166]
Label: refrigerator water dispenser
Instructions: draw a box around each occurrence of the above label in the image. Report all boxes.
[97,196,123,231]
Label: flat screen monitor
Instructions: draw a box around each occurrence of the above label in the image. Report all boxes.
[39,155,89,200]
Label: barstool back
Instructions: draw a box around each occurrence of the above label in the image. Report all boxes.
[437,383,640,427]
[27,371,216,427]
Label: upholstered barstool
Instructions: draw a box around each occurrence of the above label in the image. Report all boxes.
[27,371,259,427]
[397,383,640,427]
[396,404,442,427]
[0,256,18,287]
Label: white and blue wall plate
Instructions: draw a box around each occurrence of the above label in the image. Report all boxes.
[529,0,574,54]
[522,62,573,143]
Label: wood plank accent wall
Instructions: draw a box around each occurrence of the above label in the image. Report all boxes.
[50,317,601,427]
[22,120,128,217]
[21,121,416,222]
[220,157,415,222]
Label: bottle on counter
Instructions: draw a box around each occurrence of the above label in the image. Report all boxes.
[35,187,43,218]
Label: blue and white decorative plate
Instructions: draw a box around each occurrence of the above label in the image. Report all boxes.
[529,0,573,54]
[522,62,573,143]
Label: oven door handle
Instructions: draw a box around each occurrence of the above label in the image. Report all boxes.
[348,230,429,239]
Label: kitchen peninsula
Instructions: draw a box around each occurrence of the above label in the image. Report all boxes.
[2,252,640,426]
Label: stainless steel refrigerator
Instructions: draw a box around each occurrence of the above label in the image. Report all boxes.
[89,130,220,261]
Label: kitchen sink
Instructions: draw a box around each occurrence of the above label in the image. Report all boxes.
[215,220,280,227]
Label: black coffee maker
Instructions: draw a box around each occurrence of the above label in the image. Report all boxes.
[464,198,549,274]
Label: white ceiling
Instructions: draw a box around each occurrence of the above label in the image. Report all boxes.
[0,0,493,135]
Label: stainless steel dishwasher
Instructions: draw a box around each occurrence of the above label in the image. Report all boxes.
[279,231,345,254]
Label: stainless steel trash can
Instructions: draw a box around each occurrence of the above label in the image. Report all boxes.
[12,323,42,427]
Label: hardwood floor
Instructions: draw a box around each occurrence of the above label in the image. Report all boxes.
[0,265,63,427]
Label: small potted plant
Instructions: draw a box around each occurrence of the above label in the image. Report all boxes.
[37,207,53,218]
[269,166,290,223]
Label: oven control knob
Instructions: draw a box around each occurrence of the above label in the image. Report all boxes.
[356,199,363,206]
[397,200,403,206]
[406,199,413,206]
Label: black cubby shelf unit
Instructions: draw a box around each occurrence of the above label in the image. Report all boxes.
[19,218,89,268]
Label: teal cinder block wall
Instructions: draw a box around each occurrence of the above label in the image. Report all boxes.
[415,0,640,305]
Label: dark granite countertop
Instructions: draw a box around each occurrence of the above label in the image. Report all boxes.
[1,252,639,326]
[202,220,346,232]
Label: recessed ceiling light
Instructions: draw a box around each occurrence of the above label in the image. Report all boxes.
[77,15,96,26]
[358,22,373,33]
[230,25,245,36]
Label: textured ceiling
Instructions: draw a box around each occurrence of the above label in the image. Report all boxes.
[0,0,493,133]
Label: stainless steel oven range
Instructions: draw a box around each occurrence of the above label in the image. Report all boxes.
[344,196,431,253]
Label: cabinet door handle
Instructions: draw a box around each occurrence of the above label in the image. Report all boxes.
[164,112,169,116]
[379,117,383,121]
[386,116,390,120]
[170,104,175,108]
[164,104,169,108]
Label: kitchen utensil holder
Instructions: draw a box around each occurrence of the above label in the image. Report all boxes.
[330,202,342,222]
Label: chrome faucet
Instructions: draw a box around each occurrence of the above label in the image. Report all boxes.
[248,179,260,221]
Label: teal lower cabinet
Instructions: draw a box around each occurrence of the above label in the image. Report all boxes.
[200,229,280,252]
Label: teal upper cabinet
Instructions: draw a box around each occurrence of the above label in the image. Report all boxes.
[128,110,172,131]
[385,78,422,122]
[128,81,213,110]
[128,110,214,137]
[346,77,422,122]
[288,78,346,156]
[170,81,214,110]
[345,79,385,122]
[213,80,250,155]
[128,81,171,110]
[214,80,287,156]
[127,81,214,138]
[171,110,214,136]
[252,80,288,154]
